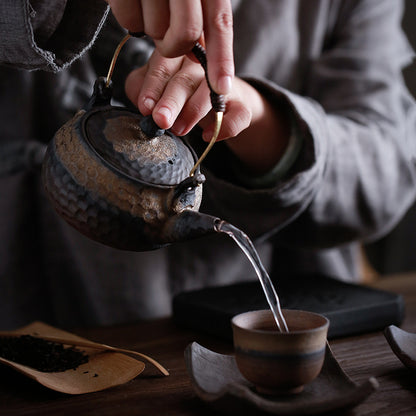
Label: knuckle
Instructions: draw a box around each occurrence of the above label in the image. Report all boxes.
[186,102,208,121]
[163,36,200,57]
[161,97,181,115]
[148,65,172,82]
[213,12,233,33]
[174,72,200,91]
[180,25,201,43]
[157,24,201,57]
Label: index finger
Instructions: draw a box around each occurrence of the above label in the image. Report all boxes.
[202,0,234,95]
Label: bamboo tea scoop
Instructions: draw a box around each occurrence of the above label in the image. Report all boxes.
[0,332,169,376]
[0,321,168,394]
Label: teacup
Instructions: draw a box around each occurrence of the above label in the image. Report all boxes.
[231,309,329,395]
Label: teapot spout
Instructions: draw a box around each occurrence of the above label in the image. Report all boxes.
[161,210,221,244]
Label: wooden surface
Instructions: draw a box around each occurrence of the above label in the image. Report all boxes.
[0,273,415,416]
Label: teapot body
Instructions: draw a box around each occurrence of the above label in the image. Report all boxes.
[42,105,208,251]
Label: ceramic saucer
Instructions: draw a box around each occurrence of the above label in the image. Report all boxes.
[384,325,416,371]
[184,342,378,415]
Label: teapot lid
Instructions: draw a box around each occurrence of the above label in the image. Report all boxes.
[82,106,197,186]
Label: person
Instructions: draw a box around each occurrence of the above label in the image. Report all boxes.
[0,0,415,330]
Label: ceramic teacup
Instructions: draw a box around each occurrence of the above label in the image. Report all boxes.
[231,309,329,395]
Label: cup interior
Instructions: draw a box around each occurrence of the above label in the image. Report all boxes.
[232,309,329,334]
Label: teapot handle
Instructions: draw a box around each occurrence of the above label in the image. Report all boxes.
[190,42,226,113]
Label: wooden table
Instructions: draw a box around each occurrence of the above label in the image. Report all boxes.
[1,273,415,416]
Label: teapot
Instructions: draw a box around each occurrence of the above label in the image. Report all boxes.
[42,34,225,251]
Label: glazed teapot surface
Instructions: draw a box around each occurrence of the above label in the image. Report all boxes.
[42,77,219,251]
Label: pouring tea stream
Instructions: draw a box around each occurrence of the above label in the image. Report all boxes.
[41,33,288,333]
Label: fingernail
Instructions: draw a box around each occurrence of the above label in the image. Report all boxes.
[143,97,156,111]
[157,107,172,125]
[217,76,232,94]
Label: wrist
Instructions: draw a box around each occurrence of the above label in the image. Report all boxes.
[225,80,291,175]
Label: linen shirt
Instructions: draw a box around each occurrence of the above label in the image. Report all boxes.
[0,0,415,329]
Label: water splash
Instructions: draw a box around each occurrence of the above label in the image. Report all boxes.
[215,220,289,332]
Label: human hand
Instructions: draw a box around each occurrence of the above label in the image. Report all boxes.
[126,50,290,175]
[107,0,234,95]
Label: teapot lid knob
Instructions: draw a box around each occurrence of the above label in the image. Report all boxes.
[139,115,165,138]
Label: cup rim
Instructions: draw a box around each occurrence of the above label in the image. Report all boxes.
[231,309,329,335]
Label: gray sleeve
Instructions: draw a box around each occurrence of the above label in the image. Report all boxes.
[202,0,416,249]
[0,0,109,72]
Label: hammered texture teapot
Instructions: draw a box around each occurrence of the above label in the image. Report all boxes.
[42,34,224,251]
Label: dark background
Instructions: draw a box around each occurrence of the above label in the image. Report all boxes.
[365,0,416,274]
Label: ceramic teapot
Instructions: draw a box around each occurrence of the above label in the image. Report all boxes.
[42,36,224,251]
